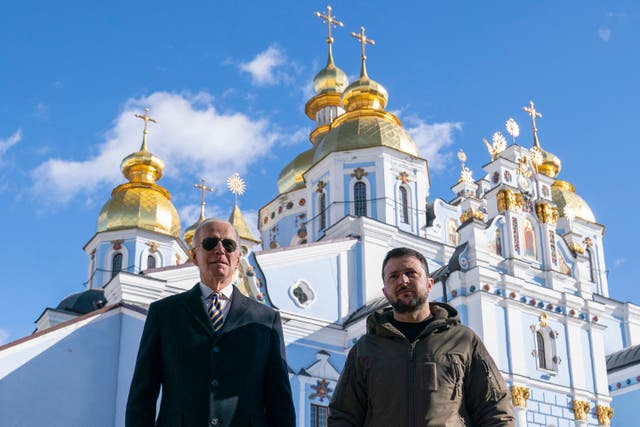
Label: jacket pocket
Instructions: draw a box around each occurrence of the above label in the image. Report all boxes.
[447,353,464,400]
[480,359,503,401]
[421,361,438,391]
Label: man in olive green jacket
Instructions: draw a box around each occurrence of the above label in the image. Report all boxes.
[328,247,514,427]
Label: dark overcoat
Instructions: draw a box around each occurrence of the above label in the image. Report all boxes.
[125,284,296,427]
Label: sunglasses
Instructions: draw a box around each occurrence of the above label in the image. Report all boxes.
[201,237,238,253]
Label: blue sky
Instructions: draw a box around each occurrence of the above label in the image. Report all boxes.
[1,0,638,344]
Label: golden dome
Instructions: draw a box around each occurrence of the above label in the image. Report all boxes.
[551,180,595,223]
[97,140,181,238]
[341,72,388,112]
[184,211,205,249]
[313,114,417,163]
[313,47,349,95]
[229,203,260,244]
[277,148,314,194]
[537,148,562,178]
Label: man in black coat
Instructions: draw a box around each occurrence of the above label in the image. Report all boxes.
[126,219,296,427]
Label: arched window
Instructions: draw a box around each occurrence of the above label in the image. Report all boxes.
[399,186,409,224]
[354,182,367,217]
[536,331,547,370]
[319,192,327,230]
[523,219,536,259]
[111,253,123,278]
[147,255,156,269]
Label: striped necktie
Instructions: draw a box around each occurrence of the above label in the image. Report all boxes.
[208,293,224,332]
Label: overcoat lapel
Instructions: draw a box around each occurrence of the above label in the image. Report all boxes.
[183,284,214,338]
[215,286,250,339]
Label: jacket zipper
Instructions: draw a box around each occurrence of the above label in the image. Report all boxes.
[408,341,417,427]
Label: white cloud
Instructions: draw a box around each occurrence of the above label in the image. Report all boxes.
[598,27,612,42]
[613,258,626,268]
[32,91,278,205]
[404,117,463,172]
[0,129,22,158]
[0,328,9,345]
[239,46,289,86]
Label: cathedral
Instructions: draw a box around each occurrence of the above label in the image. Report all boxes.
[1,7,639,427]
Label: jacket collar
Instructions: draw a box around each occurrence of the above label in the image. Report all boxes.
[184,284,252,340]
[184,284,214,337]
[367,302,460,338]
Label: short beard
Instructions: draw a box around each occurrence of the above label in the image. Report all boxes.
[389,294,427,313]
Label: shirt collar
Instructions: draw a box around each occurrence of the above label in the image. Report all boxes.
[199,282,235,300]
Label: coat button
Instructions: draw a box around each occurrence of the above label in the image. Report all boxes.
[211,379,219,387]
[213,346,220,353]
[210,417,221,425]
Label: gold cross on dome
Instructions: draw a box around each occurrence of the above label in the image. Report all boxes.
[194,178,214,207]
[315,5,343,44]
[351,26,375,61]
[134,108,158,151]
[523,101,542,133]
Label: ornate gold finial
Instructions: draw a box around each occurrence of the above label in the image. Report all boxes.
[460,208,485,224]
[483,132,507,161]
[572,400,590,421]
[523,100,542,149]
[457,150,474,183]
[351,26,375,78]
[596,405,614,426]
[315,5,343,46]
[194,179,214,221]
[226,172,246,205]
[134,108,158,151]
[511,386,530,408]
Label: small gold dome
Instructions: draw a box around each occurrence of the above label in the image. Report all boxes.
[277,148,314,194]
[341,74,388,112]
[552,180,595,223]
[229,203,260,244]
[97,144,181,238]
[184,212,205,248]
[313,51,348,95]
[313,114,417,163]
[537,149,562,178]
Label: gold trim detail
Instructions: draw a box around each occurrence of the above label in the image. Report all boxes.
[511,386,530,408]
[572,400,590,421]
[309,124,331,143]
[497,189,524,212]
[569,242,585,255]
[460,208,486,224]
[535,202,559,225]
[397,171,410,184]
[539,312,548,328]
[305,93,342,120]
[146,241,158,253]
[596,405,614,426]
[351,167,368,180]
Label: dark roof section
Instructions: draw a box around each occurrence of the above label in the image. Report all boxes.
[56,289,107,315]
[606,344,640,372]
[344,296,389,325]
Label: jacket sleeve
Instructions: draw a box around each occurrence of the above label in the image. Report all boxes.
[125,303,163,427]
[328,344,367,427]
[264,311,296,427]
[465,337,515,427]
